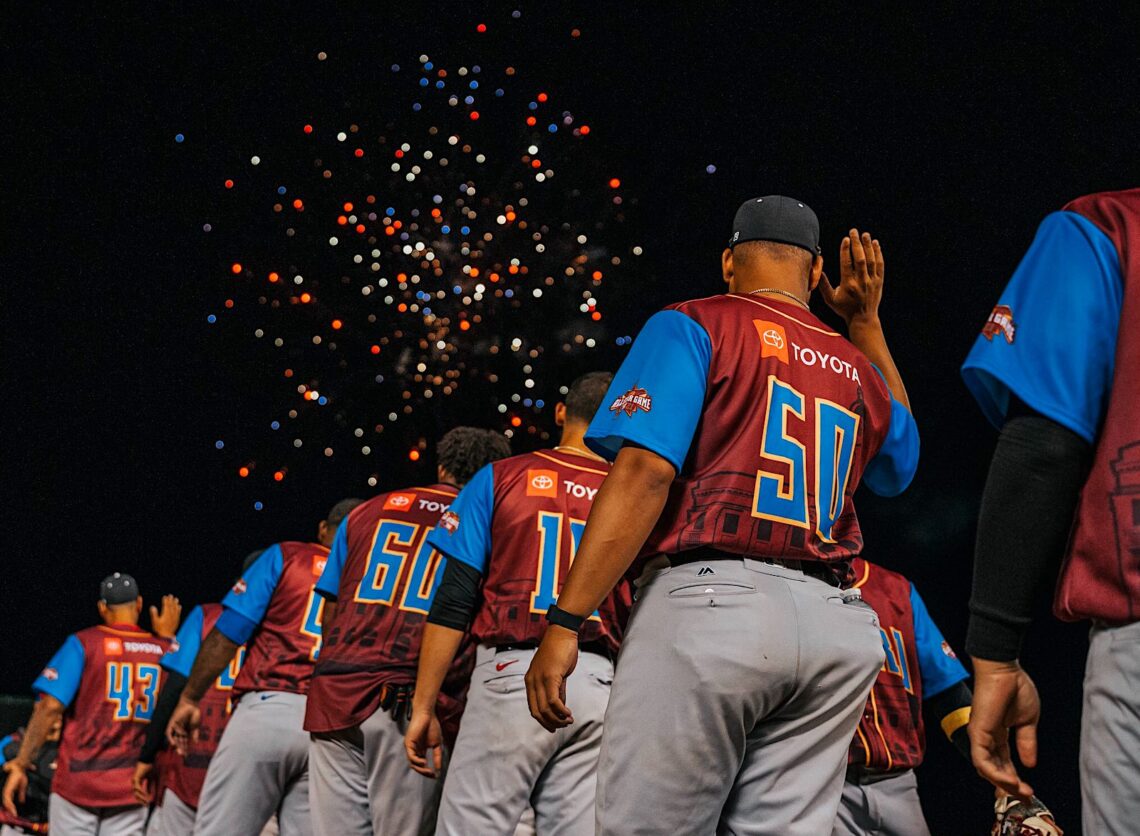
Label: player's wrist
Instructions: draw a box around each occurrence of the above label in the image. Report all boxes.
[846,312,882,332]
[178,690,202,706]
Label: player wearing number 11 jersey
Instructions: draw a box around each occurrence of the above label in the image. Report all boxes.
[525,197,920,835]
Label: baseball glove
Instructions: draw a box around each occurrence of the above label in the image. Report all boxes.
[991,794,1063,836]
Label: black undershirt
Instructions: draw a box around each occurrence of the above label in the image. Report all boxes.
[428,558,481,631]
[138,670,186,764]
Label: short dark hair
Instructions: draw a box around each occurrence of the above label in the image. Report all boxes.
[564,371,614,423]
[438,427,512,486]
[326,498,364,528]
[732,239,812,272]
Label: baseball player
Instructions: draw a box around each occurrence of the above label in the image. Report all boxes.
[165,500,360,836]
[960,188,1140,834]
[2,574,179,836]
[304,427,511,836]
[406,372,632,836]
[525,198,921,835]
[834,557,1061,836]
[0,720,59,835]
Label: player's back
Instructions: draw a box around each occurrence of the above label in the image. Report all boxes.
[471,448,629,652]
[52,624,169,807]
[645,293,896,565]
[307,483,460,732]
[226,540,328,696]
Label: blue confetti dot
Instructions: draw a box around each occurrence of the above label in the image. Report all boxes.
[254,501,264,511]
[435,80,445,89]
[277,186,287,194]
[495,88,504,97]
[318,396,328,405]
[375,375,385,383]
[706,164,717,174]
[548,124,558,133]
[536,400,545,408]
[504,289,514,298]
[423,307,432,316]
[453,285,463,294]
[399,231,410,241]
[523,398,533,407]
[472,65,481,73]
[424,61,433,70]
[432,194,443,204]
[270,421,280,430]
[441,224,451,233]
[174,133,185,143]
[460,225,470,235]
[207,314,217,323]
[464,95,475,105]
[469,81,479,89]
[386,207,396,216]
[528,101,538,110]
[215,440,225,449]
[391,64,400,72]
[412,102,422,112]
[419,77,429,87]
[512,9,521,18]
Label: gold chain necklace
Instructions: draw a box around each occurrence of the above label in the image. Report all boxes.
[747,288,809,310]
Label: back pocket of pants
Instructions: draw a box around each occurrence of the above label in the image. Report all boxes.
[483,673,526,694]
[668,581,756,597]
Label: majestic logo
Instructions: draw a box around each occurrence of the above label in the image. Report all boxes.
[753,320,790,364]
[982,304,1016,344]
[439,511,460,533]
[495,659,520,672]
[42,667,59,681]
[609,386,652,417]
[384,492,416,511]
[527,469,559,498]
[696,566,716,577]
[941,640,958,660]
[312,556,327,576]
[232,578,247,595]
[103,638,123,656]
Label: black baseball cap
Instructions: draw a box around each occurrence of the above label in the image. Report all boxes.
[100,573,139,605]
[728,195,821,256]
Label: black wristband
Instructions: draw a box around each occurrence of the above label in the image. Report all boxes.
[546,603,586,633]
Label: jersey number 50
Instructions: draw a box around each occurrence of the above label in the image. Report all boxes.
[754,376,860,543]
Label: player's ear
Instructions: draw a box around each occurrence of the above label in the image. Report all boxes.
[318,520,330,542]
[97,600,109,622]
[135,596,143,615]
[722,248,734,288]
[808,255,824,292]
[554,402,567,427]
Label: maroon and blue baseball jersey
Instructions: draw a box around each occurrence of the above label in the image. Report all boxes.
[33,623,170,808]
[846,559,967,772]
[585,294,919,576]
[305,484,473,734]
[427,449,632,653]
[962,189,1140,624]
[159,603,245,808]
[216,541,328,696]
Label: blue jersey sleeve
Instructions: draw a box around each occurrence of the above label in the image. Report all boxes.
[863,373,920,497]
[219,544,284,644]
[161,605,205,678]
[910,584,968,699]
[584,310,712,472]
[961,211,1123,443]
[315,519,349,600]
[426,464,494,574]
[32,634,85,708]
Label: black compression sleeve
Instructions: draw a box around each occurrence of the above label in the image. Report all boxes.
[426,559,481,632]
[926,681,973,761]
[138,670,187,763]
[966,407,1092,661]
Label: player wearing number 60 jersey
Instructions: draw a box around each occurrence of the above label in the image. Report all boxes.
[406,372,633,836]
[526,198,920,836]
[304,427,511,836]
[165,500,361,836]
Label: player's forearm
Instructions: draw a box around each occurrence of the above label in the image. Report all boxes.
[12,696,64,769]
[139,671,187,763]
[182,629,240,702]
[553,445,674,617]
[847,315,911,412]
[927,681,974,762]
[412,623,465,714]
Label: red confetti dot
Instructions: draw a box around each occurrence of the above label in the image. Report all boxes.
[355,224,366,233]
[459,320,471,331]
[331,319,343,330]
[476,23,486,32]
[531,159,541,169]
[354,148,364,157]
[579,125,591,135]
[343,202,353,211]
[300,292,312,303]
[469,111,480,121]
[609,178,621,189]
[238,466,250,478]
[303,124,313,134]
[395,149,404,158]
[526,116,537,126]
[409,450,421,461]
[268,272,279,283]
[230,262,242,274]
[370,345,381,355]
[293,199,304,210]
[571,28,581,38]
[224,179,234,189]
[224,299,234,309]
[537,92,548,102]
[592,311,602,321]
[511,416,523,427]
[274,471,285,482]
[337,215,348,225]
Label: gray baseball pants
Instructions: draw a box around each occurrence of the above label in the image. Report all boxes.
[435,645,614,836]
[596,557,884,836]
[832,769,929,836]
[48,794,147,836]
[145,789,196,836]
[193,691,310,836]
[1082,619,1140,836]
[309,705,442,836]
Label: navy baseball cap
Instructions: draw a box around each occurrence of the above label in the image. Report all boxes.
[729,195,821,256]
[100,573,139,605]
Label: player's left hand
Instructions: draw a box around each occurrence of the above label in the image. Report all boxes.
[167,695,202,756]
[131,762,156,805]
[969,658,1040,800]
[525,625,579,732]
[404,708,444,779]
[151,594,182,638]
[2,760,28,816]
[992,793,1063,835]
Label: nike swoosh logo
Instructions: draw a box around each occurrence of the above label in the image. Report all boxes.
[495,659,519,672]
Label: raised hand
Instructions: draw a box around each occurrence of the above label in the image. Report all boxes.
[150,594,182,638]
[818,229,884,325]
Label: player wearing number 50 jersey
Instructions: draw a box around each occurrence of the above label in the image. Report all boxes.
[1,574,176,836]
[165,500,360,836]
[304,428,511,836]
[527,197,920,836]
[407,372,633,836]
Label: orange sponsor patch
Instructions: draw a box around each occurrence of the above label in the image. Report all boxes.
[526,469,558,498]
[103,638,123,656]
[383,492,416,511]
[312,556,328,576]
[754,320,789,364]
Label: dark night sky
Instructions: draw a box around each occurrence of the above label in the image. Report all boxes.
[7,4,1139,832]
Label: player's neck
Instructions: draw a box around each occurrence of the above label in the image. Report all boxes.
[731,268,807,300]
[554,423,601,459]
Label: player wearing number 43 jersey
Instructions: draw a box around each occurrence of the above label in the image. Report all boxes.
[407,373,633,836]
[526,198,920,835]
[165,501,361,836]
[304,428,511,836]
[1,574,177,836]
